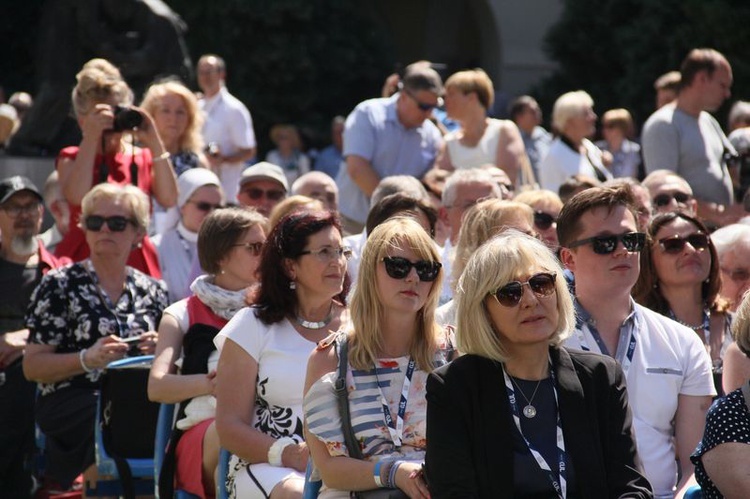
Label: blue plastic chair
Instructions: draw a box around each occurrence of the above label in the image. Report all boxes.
[684,484,703,499]
[154,403,201,499]
[302,460,322,498]
[218,448,231,499]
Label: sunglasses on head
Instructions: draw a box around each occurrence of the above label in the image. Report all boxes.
[382,256,441,282]
[189,200,224,212]
[492,272,557,307]
[567,232,646,255]
[653,192,691,207]
[533,211,556,230]
[658,233,710,254]
[84,215,135,232]
[242,188,285,201]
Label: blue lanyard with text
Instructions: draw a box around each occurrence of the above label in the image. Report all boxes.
[375,357,415,448]
[502,361,567,499]
[575,321,637,378]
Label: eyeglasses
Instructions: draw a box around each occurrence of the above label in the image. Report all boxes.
[1,201,40,218]
[382,256,442,282]
[84,215,136,232]
[533,211,556,230]
[491,272,557,307]
[567,232,646,255]
[653,192,692,208]
[241,188,286,201]
[233,241,264,256]
[404,88,442,112]
[721,267,750,282]
[189,200,224,212]
[299,246,353,262]
[658,233,710,254]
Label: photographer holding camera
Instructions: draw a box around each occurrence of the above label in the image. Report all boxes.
[54,58,178,277]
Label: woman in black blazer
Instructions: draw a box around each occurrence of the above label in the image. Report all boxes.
[425,232,652,498]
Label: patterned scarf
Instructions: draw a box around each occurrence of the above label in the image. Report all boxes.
[190,275,249,320]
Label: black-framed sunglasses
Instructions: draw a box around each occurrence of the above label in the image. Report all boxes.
[84,215,136,232]
[658,233,710,254]
[233,241,265,256]
[189,200,224,212]
[242,187,286,201]
[492,272,557,307]
[382,256,442,282]
[533,211,556,230]
[653,192,692,207]
[567,232,646,255]
[404,88,443,112]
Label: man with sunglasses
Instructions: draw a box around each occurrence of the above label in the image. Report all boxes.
[0,176,69,496]
[642,170,698,217]
[236,162,289,216]
[336,63,444,234]
[558,185,715,499]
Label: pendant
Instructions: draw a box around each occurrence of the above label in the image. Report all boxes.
[522,405,537,419]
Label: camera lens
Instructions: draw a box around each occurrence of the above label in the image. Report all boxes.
[112,105,143,131]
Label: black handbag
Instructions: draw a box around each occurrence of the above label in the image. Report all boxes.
[334,336,408,499]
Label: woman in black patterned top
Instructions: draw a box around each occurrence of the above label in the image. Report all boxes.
[24,183,168,491]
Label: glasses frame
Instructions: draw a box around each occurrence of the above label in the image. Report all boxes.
[299,246,353,262]
[533,211,556,231]
[189,200,224,212]
[1,201,41,218]
[403,88,443,112]
[233,241,264,256]
[382,256,442,282]
[653,192,692,208]
[657,233,710,254]
[567,232,646,255]
[84,215,136,232]
[491,272,557,307]
[242,187,286,201]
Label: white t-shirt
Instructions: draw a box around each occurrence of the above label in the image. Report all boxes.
[538,137,610,194]
[444,118,506,169]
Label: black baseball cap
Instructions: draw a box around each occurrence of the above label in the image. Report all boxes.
[0,176,43,204]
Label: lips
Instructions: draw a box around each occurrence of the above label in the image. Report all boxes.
[401,290,418,297]
[610,264,631,271]
[521,315,545,324]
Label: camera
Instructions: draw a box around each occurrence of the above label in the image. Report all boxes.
[112,105,143,131]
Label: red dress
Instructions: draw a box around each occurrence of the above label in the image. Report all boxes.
[54,146,161,278]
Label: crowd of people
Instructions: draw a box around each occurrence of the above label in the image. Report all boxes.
[1,45,750,499]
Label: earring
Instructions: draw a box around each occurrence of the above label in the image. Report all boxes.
[289,281,296,290]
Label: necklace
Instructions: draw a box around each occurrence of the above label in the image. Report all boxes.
[293,303,334,330]
[670,307,710,332]
[509,376,543,419]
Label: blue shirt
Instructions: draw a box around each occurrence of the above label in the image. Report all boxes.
[313,145,343,179]
[521,126,551,182]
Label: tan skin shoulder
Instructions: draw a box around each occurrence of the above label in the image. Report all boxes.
[303,339,339,396]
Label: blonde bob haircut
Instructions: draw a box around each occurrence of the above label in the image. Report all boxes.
[80,183,150,233]
[453,200,533,291]
[141,80,205,155]
[455,231,574,362]
[347,217,443,371]
[732,291,750,357]
[551,90,594,134]
[444,69,495,110]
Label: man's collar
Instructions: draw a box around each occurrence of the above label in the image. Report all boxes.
[574,296,637,328]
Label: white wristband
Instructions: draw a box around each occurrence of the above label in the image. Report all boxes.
[268,437,295,467]
[79,348,94,373]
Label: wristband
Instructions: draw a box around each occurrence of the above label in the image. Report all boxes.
[153,151,171,162]
[373,461,384,487]
[267,437,295,467]
[79,348,94,373]
[388,460,403,489]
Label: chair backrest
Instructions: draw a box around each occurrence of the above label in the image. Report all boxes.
[217,448,231,499]
[684,484,703,499]
[154,403,175,498]
[302,460,322,499]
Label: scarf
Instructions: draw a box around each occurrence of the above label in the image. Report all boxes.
[190,274,248,320]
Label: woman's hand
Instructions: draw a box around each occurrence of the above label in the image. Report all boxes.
[281,441,309,472]
[206,370,217,396]
[84,335,129,370]
[134,331,158,355]
[80,104,115,141]
[395,462,431,499]
[132,106,166,153]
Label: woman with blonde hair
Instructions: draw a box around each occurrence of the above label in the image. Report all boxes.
[267,195,324,232]
[426,232,651,497]
[304,217,453,498]
[514,189,564,251]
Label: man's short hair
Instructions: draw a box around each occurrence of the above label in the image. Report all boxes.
[508,95,538,122]
[558,174,601,204]
[199,54,226,73]
[557,185,636,248]
[729,101,750,130]
[653,71,681,92]
[441,169,502,207]
[371,175,428,207]
[401,63,444,96]
[679,48,728,89]
[641,169,693,196]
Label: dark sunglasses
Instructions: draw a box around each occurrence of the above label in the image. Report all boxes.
[492,272,557,307]
[658,233,710,254]
[189,200,223,212]
[382,256,442,282]
[533,211,556,230]
[233,241,264,256]
[653,192,692,207]
[405,88,442,112]
[567,232,646,255]
[242,188,286,201]
[84,215,136,232]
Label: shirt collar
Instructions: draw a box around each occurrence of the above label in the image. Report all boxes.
[574,296,637,329]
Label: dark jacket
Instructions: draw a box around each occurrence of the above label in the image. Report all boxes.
[425,347,653,499]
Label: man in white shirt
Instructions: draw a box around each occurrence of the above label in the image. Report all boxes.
[197,54,257,203]
[557,185,715,499]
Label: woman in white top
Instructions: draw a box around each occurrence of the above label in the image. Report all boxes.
[214,210,351,498]
[436,69,528,185]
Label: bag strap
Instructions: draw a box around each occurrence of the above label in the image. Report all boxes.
[742,381,750,414]
[334,335,364,460]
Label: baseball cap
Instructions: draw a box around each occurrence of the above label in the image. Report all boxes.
[177,168,223,208]
[0,175,43,204]
[239,162,289,192]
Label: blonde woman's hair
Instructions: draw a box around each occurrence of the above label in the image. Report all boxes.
[455,231,574,362]
[267,195,323,232]
[71,58,133,117]
[732,292,750,357]
[551,90,594,134]
[348,217,443,371]
[140,80,205,155]
[80,183,150,233]
[444,68,495,109]
[513,189,564,212]
[452,200,533,291]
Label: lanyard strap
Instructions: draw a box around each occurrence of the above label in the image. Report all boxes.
[502,363,567,499]
[375,357,415,447]
[576,322,637,378]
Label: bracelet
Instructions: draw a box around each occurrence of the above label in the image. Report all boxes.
[79,348,94,373]
[153,151,171,163]
[267,436,295,467]
[373,461,384,487]
[387,460,403,489]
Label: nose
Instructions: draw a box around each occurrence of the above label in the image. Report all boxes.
[404,266,419,283]
[518,283,538,307]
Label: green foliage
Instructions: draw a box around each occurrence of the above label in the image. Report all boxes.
[168,0,395,153]
[536,0,750,131]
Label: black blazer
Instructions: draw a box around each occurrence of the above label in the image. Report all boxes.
[425,347,653,499]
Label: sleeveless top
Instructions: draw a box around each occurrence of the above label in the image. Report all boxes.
[445,118,507,169]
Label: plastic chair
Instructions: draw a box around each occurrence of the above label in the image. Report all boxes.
[302,460,322,498]
[684,484,703,499]
[218,448,231,499]
[87,355,157,498]
[154,403,201,499]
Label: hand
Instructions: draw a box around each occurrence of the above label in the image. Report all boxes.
[382,73,401,97]
[131,106,165,152]
[206,370,217,396]
[394,462,430,499]
[80,104,115,140]
[0,329,29,368]
[281,441,309,472]
[84,335,128,369]
[134,331,158,355]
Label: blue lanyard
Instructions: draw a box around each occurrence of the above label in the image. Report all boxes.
[375,357,415,448]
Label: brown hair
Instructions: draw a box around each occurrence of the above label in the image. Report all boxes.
[198,207,267,274]
[680,48,728,89]
[557,185,636,248]
[444,69,495,110]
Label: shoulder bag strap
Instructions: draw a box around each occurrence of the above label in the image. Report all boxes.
[334,335,364,460]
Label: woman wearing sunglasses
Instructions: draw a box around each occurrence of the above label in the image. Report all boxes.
[514,189,564,251]
[633,212,733,395]
[213,210,350,498]
[425,232,652,498]
[149,207,266,498]
[304,217,453,498]
[24,183,168,492]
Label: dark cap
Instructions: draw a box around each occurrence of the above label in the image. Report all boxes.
[0,175,43,204]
